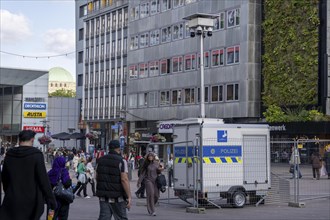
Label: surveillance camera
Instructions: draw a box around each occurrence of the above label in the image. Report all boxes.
[207,27,213,37]
[196,26,203,35]
[190,29,196,38]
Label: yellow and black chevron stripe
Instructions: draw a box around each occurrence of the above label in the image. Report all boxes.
[175,157,242,164]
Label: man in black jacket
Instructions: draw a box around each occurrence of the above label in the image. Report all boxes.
[96,140,132,220]
[0,130,56,220]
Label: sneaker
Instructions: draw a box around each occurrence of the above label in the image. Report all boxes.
[84,196,91,199]
[152,212,156,216]
[135,192,140,198]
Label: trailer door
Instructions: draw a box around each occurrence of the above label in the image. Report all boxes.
[243,135,268,184]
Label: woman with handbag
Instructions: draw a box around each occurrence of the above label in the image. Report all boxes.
[137,152,164,216]
[73,158,90,198]
[48,156,73,220]
[85,157,96,196]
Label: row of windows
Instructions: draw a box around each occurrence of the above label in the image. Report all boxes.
[84,8,128,39]
[50,83,67,88]
[130,8,240,50]
[79,0,123,18]
[131,0,197,21]
[128,83,239,108]
[84,95,126,112]
[84,67,128,88]
[129,46,240,79]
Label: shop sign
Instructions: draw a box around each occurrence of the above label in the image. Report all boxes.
[24,97,46,102]
[159,123,175,133]
[24,103,47,110]
[23,111,46,118]
[23,126,45,133]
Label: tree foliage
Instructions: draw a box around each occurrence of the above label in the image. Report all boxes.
[49,89,76,98]
[262,0,319,107]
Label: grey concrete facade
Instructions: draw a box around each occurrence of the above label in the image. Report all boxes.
[126,0,262,124]
[327,0,330,115]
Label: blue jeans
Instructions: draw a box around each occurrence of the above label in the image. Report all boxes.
[98,200,127,220]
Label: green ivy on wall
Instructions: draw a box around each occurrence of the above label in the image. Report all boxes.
[262,0,319,108]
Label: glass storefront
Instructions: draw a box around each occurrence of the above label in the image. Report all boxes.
[0,86,23,147]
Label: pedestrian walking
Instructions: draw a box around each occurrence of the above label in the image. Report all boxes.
[311,152,322,180]
[47,156,73,220]
[0,130,56,220]
[137,152,164,216]
[135,151,146,198]
[167,153,174,187]
[289,146,302,179]
[323,146,330,179]
[73,158,90,198]
[96,140,132,220]
[86,157,96,196]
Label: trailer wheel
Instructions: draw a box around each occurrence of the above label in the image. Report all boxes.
[231,191,246,208]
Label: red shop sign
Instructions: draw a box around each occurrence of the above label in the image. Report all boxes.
[23,126,45,133]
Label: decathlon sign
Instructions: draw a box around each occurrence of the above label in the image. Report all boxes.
[159,123,175,134]
[24,103,47,110]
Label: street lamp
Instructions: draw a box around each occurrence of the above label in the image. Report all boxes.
[183,13,217,118]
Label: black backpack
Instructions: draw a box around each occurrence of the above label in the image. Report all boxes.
[156,174,167,193]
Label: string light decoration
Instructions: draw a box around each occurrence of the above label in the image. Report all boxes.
[0,50,76,59]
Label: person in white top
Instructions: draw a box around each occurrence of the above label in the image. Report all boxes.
[86,157,96,196]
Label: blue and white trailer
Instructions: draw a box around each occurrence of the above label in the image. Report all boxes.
[173,118,271,208]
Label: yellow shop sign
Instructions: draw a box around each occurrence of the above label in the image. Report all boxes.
[23,111,46,118]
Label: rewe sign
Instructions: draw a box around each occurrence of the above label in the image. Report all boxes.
[23,126,45,133]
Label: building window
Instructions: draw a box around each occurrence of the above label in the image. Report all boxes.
[55,83,58,87]
[161,0,171,12]
[79,28,84,40]
[173,0,184,8]
[78,51,83,63]
[227,8,240,28]
[160,91,170,106]
[227,46,239,65]
[150,0,160,15]
[149,61,159,77]
[150,29,160,46]
[50,83,53,87]
[161,26,171,43]
[130,35,139,50]
[198,51,209,68]
[117,39,121,55]
[111,69,115,84]
[226,83,239,101]
[184,22,191,38]
[140,32,149,48]
[138,93,148,107]
[184,54,196,71]
[118,10,123,29]
[172,56,183,73]
[211,85,223,102]
[111,41,115,57]
[149,91,158,107]
[123,37,127,54]
[112,12,117,31]
[96,18,100,35]
[124,8,128,27]
[160,58,170,75]
[197,87,209,103]
[140,2,149,18]
[214,12,225,30]
[129,65,138,79]
[139,63,148,78]
[185,0,196,4]
[172,89,182,105]
[101,16,105,33]
[106,70,110,85]
[212,49,224,66]
[129,94,138,108]
[184,88,195,104]
[172,23,184,40]
[107,14,111,32]
[130,6,139,21]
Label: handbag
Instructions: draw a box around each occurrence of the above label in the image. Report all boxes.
[289,165,294,174]
[53,169,75,203]
[156,174,167,193]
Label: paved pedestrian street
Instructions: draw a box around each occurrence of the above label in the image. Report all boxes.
[39,168,329,220]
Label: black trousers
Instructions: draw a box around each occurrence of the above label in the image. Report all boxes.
[136,179,145,196]
[73,182,87,197]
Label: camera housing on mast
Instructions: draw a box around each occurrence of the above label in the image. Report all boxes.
[183,13,218,37]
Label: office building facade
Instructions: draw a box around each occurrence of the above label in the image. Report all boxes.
[75,0,129,148]
[126,0,262,138]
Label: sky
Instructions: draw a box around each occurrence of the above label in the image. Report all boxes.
[0,0,76,79]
